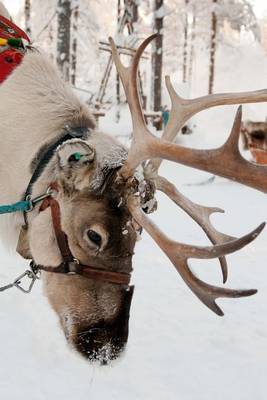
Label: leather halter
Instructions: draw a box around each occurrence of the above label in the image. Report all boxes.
[0,15,131,287]
[36,190,131,286]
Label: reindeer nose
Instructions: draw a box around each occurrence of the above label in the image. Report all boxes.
[70,286,134,364]
[73,323,124,364]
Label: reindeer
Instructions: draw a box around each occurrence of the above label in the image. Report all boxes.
[1,3,267,363]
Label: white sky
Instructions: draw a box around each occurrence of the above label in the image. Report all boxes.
[2,0,267,19]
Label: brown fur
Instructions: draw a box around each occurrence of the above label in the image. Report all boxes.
[45,186,137,361]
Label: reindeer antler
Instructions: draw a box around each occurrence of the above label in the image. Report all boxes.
[152,76,267,172]
[109,35,267,315]
[128,196,264,316]
[156,175,235,283]
[109,35,267,191]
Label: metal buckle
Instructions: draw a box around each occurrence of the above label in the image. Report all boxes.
[67,259,80,275]
[25,187,53,213]
[0,262,41,294]
[13,270,38,293]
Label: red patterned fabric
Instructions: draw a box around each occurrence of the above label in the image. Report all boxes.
[0,15,30,84]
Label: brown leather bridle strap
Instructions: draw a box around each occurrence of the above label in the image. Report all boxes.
[38,263,131,285]
[38,193,131,286]
[40,196,73,263]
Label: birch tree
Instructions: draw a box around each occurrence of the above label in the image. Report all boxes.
[208,0,217,94]
[57,0,71,82]
[24,0,31,38]
[182,0,189,83]
[188,6,196,85]
[151,0,164,112]
[71,1,79,86]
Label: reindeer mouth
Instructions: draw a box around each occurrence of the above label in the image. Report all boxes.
[70,285,134,364]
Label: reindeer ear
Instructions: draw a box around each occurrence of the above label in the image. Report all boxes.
[56,139,96,191]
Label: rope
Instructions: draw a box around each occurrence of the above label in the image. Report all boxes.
[0,200,30,214]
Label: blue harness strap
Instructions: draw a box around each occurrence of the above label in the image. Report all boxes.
[0,126,89,217]
[0,200,31,214]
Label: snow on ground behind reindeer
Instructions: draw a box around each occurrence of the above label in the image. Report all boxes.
[1,42,267,399]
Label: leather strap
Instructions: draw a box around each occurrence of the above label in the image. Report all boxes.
[39,263,131,285]
[40,196,73,263]
[38,192,131,286]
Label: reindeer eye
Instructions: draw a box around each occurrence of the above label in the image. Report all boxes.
[87,230,102,246]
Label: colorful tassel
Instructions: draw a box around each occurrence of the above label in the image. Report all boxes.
[0,37,23,48]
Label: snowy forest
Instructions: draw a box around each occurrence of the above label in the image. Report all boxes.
[1,0,267,399]
[13,0,267,125]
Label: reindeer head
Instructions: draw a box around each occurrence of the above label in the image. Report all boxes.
[16,128,155,363]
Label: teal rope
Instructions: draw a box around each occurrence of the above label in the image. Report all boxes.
[0,200,31,214]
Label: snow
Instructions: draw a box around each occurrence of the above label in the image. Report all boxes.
[1,2,267,399]
[154,4,171,19]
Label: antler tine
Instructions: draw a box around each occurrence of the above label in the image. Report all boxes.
[151,76,267,172]
[128,195,264,316]
[109,35,157,178]
[145,106,267,193]
[164,76,267,142]
[156,175,237,283]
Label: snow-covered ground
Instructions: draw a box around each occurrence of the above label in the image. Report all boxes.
[1,103,267,399]
[1,4,267,396]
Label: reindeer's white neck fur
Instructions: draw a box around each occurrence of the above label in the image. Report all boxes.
[0,3,10,19]
[0,50,95,249]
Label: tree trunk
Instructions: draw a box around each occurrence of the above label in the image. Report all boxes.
[151,0,164,113]
[57,0,71,82]
[116,0,122,105]
[188,6,196,86]
[70,3,79,86]
[208,0,217,94]
[124,0,138,33]
[24,0,31,38]
[182,0,189,83]
[132,0,138,24]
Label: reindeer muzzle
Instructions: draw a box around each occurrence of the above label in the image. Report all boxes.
[71,285,134,363]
